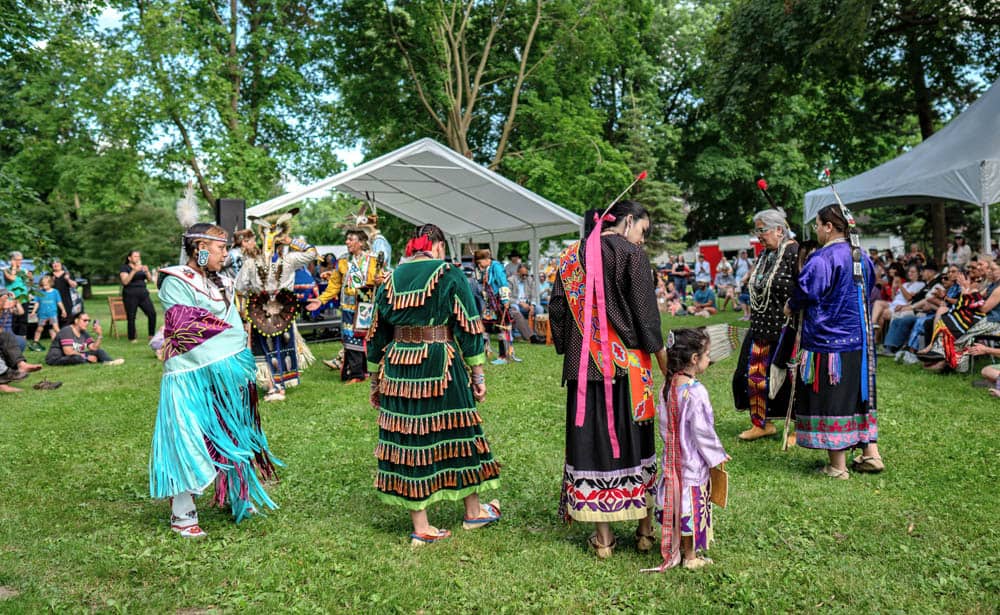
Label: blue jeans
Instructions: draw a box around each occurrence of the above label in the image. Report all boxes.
[908,314,933,350]
[883,314,917,351]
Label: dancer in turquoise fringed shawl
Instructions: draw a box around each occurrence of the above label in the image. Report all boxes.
[150,223,281,538]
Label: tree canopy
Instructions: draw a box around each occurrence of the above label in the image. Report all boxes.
[1,0,997,277]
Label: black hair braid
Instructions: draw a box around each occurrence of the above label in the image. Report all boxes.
[665,327,710,377]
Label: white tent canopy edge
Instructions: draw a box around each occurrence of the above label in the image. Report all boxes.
[803,77,1000,254]
[246,138,584,303]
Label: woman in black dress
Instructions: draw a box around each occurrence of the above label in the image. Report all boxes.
[119,250,157,342]
[550,200,668,558]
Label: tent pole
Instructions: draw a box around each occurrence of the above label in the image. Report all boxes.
[984,200,991,256]
[529,231,540,305]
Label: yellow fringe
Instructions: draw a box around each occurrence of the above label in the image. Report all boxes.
[373,461,501,499]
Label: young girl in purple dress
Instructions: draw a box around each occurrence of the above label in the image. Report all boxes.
[652,328,730,570]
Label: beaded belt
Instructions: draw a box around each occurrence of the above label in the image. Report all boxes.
[394,325,453,343]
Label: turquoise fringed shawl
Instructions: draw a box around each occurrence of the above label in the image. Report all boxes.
[149,348,281,522]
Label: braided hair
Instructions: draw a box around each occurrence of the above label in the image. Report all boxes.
[665,327,710,377]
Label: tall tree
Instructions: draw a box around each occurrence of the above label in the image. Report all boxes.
[102,0,342,204]
[680,0,999,254]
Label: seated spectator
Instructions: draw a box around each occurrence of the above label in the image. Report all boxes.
[691,281,717,318]
[714,261,736,311]
[509,264,542,319]
[0,289,26,352]
[0,329,43,393]
[882,267,953,357]
[538,273,552,309]
[967,342,1000,396]
[921,260,1000,372]
[657,279,684,316]
[45,312,124,366]
[872,264,924,332]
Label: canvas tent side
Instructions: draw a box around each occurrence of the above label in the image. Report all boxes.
[246,138,584,302]
[804,77,1000,254]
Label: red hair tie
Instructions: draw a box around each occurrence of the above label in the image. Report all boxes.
[405,234,433,257]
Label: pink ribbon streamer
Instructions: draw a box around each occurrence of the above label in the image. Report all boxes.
[575,214,621,458]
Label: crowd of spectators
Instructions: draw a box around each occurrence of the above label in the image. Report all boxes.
[654,250,756,319]
[870,235,1000,396]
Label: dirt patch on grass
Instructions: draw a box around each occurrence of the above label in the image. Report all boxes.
[0,586,20,600]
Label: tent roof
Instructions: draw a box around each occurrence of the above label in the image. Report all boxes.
[246,138,583,244]
[804,77,1000,221]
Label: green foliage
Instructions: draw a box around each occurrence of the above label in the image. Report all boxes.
[0,169,50,255]
[676,0,999,243]
[0,299,997,611]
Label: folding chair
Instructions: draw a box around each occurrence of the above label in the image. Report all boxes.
[107,296,128,339]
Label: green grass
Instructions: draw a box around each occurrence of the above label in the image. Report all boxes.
[1,299,997,613]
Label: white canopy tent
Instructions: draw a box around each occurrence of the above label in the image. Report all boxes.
[246,138,583,302]
[804,77,1000,253]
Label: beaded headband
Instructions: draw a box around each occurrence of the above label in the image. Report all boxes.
[184,232,228,243]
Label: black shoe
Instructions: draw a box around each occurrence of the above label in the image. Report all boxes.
[529,334,546,345]
[0,370,27,384]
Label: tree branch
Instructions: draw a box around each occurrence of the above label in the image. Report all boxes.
[462,0,508,132]
[490,0,541,169]
[385,0,450,138]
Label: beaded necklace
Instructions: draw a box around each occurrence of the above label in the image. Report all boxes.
[749,239,790,313]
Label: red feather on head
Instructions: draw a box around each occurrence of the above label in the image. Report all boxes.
[757,179,769,191]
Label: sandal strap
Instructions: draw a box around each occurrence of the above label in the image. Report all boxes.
[410,528,451,543]
[464,502,501,524]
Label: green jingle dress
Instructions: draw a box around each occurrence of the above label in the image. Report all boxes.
[367,258,500,509]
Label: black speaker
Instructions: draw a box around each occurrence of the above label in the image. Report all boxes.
[216,198,246,235]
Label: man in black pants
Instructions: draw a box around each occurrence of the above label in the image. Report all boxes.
[0,330,42,393]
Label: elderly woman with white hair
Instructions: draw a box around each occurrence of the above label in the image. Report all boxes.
[731,208,799,443]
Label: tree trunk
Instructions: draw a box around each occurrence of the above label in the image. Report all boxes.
[904,22,946,265]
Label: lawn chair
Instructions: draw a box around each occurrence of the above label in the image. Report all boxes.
[967,334,1000,382]
[107,296,127,339]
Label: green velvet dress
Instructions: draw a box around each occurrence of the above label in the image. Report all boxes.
[367,258,499,510]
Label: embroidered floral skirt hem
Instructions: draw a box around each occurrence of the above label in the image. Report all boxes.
[795,350,878,450]
[374,353,500,511]
[559,379,656,523]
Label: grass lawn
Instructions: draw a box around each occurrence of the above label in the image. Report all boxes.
[1,294,997,612]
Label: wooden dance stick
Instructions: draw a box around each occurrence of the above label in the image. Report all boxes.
[782,315,803,452]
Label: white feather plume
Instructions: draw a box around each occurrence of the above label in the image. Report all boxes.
[175,181,199,229]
